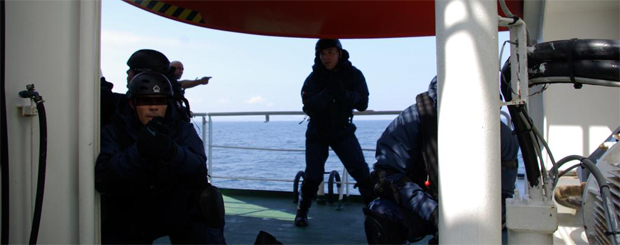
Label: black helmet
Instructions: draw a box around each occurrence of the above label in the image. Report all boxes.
[315,39,342,54]
[127,71,173,98]
[126,49,170,74]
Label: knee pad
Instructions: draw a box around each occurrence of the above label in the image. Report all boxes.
[199,184,225,229]
[363,201,408,244]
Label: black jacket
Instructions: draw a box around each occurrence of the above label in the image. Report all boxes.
[301,49,369,135]
[95,99,207,241]
[100,77,126,128]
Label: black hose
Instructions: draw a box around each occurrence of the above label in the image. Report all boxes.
[507,105,541,187]
[28,98,46,245]
[17,87,47,245]
[500,61,542,187]
[528,39,620,62]
[529,60,619,82]
[0,0,9,243]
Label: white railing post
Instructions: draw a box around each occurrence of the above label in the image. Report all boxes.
[208,115,213,183]
[201,115,208,180]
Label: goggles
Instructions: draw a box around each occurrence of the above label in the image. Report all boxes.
[134,96,168,106]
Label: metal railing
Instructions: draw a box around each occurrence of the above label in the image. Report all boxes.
[192,110,401,196]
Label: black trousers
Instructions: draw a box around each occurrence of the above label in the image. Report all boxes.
[302,125,371,202]
[101,192,226,244]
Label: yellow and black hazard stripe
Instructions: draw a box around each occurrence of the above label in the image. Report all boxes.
[126,0,205,24]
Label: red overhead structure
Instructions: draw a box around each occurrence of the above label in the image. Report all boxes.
[123,0,523,38]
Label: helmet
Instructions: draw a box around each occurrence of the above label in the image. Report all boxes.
[126,49,170,74]
[315,39,342,54]
[127,71,173,98]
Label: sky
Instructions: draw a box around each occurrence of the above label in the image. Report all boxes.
[101,0,511,121]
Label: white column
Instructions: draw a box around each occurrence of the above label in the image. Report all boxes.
[435,0,501,244]
[78,0,101,244]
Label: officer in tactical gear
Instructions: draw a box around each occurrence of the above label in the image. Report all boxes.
[101,49,191,128]
[128,49,192,122]
[297,39,375,227]
[95,72,226,244]
[364,76,520,244]
[125,49,171,81]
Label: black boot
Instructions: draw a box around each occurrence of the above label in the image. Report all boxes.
[295,180,317,227]
[295,205,309,227]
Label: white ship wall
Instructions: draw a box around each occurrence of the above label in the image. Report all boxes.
[532,0,619,170]
[4,1,100,243]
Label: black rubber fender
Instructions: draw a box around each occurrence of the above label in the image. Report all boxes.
[327,170,341,204]
[528,39,620,62]
[293,171,304,203]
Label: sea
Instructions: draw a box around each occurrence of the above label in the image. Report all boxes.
[190,119,391,195]
[190,118,525,195]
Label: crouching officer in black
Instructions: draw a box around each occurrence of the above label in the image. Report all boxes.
[95,72,226,244]
[364,77,520,244]
[297,39,375,227]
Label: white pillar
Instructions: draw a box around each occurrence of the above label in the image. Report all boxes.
[78,0,101,244]
[435,0,501,244]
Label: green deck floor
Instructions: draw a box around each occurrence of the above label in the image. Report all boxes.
[154,189,507,244]
[220,189,510,245]
[221,189,371,244]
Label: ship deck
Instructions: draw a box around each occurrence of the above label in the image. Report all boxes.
[216,176,587,245]
[220,188,386,244]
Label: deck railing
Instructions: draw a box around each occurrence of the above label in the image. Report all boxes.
[192,110,401,197]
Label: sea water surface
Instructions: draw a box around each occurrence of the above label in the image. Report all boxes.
[191,119,392,194]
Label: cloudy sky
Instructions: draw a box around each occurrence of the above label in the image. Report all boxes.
[101,1,510,121]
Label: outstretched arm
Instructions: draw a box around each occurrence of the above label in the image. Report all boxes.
[180,76,211,89]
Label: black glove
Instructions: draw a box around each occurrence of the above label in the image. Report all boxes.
[137,117,176,161]
[326,80,346,99]
[324,69,345,98]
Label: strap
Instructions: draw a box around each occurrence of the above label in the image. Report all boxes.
[181,98,192,122]
[501,159,518,169]
[416,92,439,199]
[567,38,582,89]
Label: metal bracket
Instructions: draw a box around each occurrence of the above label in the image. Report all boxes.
[19,104,38,117]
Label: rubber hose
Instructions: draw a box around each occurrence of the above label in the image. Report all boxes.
[500,65,542,187]
[28,100,47,245]
[528,39,620,62]
[529,60,619,82]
